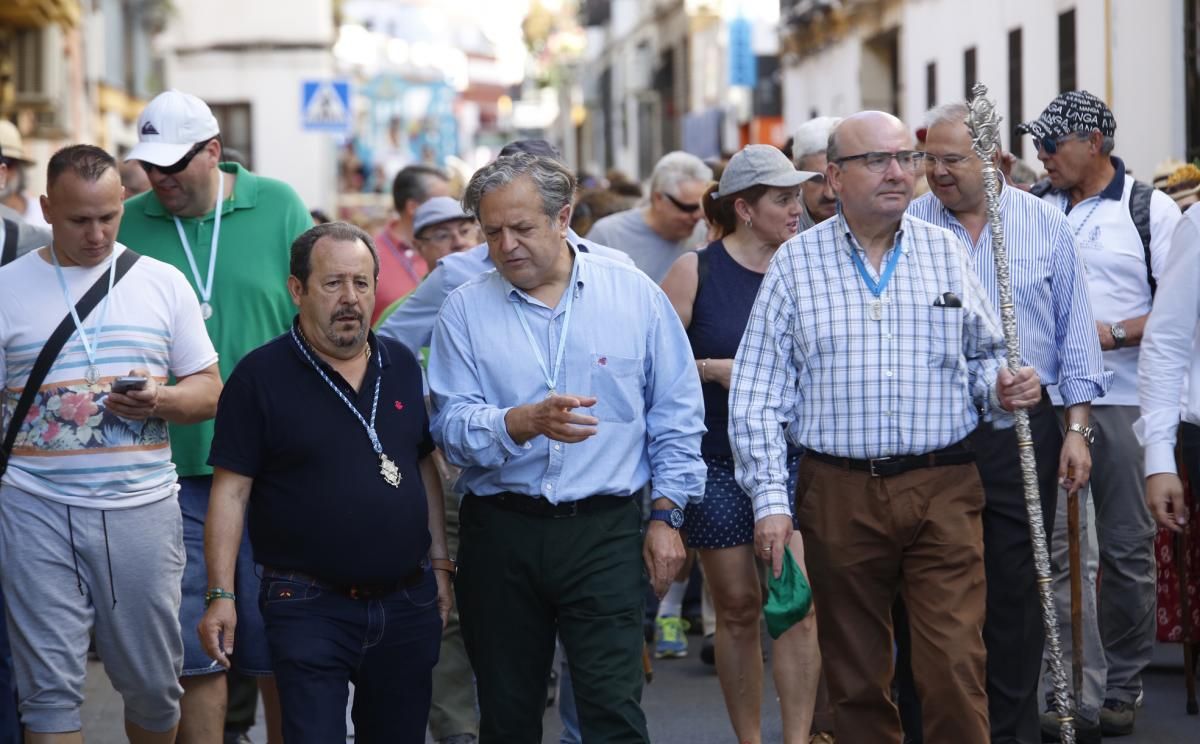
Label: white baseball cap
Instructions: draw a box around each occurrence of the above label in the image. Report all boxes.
[126,90,221,166]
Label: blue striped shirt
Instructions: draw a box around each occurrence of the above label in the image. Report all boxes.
[428,250,706,508]
[729,212,1009,520]
[908,185,1109,406]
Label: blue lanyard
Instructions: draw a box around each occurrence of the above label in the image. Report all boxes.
[50,244,117,378]
[290,326,384,455]
[848,235,904,297]
[510,256,580,395]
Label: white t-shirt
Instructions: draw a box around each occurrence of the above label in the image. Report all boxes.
[1041,165,1181,406]
[0,243,218,508]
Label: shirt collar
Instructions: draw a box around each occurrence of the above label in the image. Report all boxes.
[1098,156,1127,201]
[501,242,587,309]
[835,206,908,257]
[140,162,259,219]
[289,316,390,374]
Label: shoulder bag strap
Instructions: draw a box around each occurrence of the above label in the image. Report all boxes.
[1,218,18,266]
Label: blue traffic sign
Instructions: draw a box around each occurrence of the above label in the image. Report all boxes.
[301,80,351,133]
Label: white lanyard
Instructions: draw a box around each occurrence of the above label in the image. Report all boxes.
[173,169,224,320]
[510,257,580,396]
[50,245,118,385]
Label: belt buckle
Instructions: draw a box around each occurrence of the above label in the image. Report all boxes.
[553,500,579,519]
[868,458,891,478]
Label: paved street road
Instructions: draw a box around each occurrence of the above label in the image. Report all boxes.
[77,641,1197,742]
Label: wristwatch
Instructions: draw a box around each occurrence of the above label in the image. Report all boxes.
[1066,423,1095,445]
[1110,322,1127,348]
[648,507,685,530]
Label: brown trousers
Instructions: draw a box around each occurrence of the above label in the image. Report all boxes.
[797,457,990,743]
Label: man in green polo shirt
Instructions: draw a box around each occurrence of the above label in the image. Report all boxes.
[117,89,311,744]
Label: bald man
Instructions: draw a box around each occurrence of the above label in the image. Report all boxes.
[729,111,1042,743]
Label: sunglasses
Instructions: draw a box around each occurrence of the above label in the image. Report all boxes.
[662,192,701,214]
[1036,131,1090,155]
[139,139,211,175]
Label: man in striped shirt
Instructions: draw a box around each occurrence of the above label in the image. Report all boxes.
[729,111,1042,743]
[907,103,1109,744]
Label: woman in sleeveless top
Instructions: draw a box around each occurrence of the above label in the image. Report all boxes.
[660,145,822,744]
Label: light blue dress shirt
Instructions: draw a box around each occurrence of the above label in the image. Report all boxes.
[377,229,633,355]
[428,250,706,508]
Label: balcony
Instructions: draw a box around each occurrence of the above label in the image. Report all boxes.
[0,0,80,28]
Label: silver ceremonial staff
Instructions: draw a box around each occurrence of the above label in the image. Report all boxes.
[966,82,1077,744]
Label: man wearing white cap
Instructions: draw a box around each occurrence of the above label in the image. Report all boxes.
[117,89,311,744]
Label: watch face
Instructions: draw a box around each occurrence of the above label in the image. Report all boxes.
[669,508,685,529]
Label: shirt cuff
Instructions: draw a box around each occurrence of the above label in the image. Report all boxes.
[491,407,531,458]
[751,485,793,521]
[1144,442,1179,478]
[1057,374,1111,408]
[651,488,689,509]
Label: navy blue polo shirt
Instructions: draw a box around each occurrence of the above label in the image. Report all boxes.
[208,320,434,585]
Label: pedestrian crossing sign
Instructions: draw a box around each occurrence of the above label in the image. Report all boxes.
[301,80,351,133]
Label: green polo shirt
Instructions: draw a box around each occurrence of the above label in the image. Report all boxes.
[117,162,312,476]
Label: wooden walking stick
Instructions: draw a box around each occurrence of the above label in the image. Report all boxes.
[967,84,1077,744]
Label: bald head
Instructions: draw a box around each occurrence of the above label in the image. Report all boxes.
[827,111,911,163]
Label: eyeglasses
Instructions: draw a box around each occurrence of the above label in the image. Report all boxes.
[1036,131,1090,155]
[418,222,476,244]
[923,152,975,169]
[835,150,926,173]
[662,192,701,213]
[139,139,211,175]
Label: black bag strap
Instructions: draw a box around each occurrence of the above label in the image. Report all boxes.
[1,249,142,477]
[1128,180,1156,298]
[1,218,17,266]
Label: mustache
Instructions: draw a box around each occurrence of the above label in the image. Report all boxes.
[331,307,363,323]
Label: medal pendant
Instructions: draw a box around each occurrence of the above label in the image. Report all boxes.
[868,300,883,321]
[200,302,213,320]
[379,453,402,487]
[85,365,100,385]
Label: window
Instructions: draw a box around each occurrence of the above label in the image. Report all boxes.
[963,47,977,101]
[1058,9,1077,93]
[1008,28,1024,158]
[14,28,44,99]
[926,61,937,110]
[1189,0,1200,161]
[209,103,254,170]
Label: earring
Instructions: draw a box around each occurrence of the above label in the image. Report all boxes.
[745,219,753,228]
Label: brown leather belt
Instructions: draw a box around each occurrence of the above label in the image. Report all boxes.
[806,442,975,478]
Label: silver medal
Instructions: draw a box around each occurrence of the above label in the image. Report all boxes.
[868,300,883,321]
[85,365,100,385]
[379,453,402,487]
[200,302,213,320]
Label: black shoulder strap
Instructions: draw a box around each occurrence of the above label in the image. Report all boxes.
[1,249,142,477]
[1030,178,1054,198]
[1128,180,1155,298]
[695,247,710,296]
[1,219,17,266]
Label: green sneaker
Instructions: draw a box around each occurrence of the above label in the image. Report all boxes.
[654,615,690,658]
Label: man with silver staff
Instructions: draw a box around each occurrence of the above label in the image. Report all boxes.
[907,101,1109,744]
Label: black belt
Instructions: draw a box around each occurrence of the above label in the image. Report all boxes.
[261,561,427,600]
[472,492,630,519]
[806,442,975,478]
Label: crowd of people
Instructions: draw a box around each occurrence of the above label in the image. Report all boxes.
[0,82,1197,744]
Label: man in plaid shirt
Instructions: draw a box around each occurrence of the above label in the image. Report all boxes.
[729,111,1042,743]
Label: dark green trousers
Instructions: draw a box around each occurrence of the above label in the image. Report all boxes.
[456,496,648,744]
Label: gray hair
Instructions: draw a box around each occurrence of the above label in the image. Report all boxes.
[791,116,842,166]
[923,102,970,132]
[648,151,712,196]
[462,152,575,222]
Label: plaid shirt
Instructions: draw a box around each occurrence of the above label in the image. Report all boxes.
[729,212,1010,520]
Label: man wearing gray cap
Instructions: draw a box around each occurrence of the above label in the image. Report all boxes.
[1018,90,1181,739]
[118,89,312,744]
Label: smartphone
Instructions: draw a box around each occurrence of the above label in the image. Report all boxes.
[111,376,148,394]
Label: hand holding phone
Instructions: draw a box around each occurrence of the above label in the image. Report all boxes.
[111,376,148,394]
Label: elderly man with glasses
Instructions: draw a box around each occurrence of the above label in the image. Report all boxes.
[587,151,711,281]
[1017,90,1182,740]
[903,101,1110,744]
[729,110,1043,743]
[791,116,843,232]
[117,89,312,744]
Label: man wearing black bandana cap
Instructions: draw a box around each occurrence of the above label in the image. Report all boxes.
[1019,89,1182,740]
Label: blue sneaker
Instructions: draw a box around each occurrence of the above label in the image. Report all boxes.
[654,615,690,658]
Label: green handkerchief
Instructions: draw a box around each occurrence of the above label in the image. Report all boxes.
[764,545,813,640]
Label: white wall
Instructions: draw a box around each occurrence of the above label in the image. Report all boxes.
[785,0,1182,178]
[161,0,332,48]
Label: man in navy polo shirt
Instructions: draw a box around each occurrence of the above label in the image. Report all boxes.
[198,222,452,742]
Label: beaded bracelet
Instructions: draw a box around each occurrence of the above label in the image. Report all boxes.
[204,588,237,608]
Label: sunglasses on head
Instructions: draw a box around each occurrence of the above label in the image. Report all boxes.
[662,192,701,214]
[139,139,211,176]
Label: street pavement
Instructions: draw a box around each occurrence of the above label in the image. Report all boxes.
[76,639,1197,742]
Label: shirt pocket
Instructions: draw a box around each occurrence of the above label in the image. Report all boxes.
[587,353,645,423]
[926,305,964,370]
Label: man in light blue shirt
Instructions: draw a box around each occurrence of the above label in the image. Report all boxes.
[428,152,705,743]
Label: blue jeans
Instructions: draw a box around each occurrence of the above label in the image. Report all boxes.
[259,569,442,743]
[0,590,19,744]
